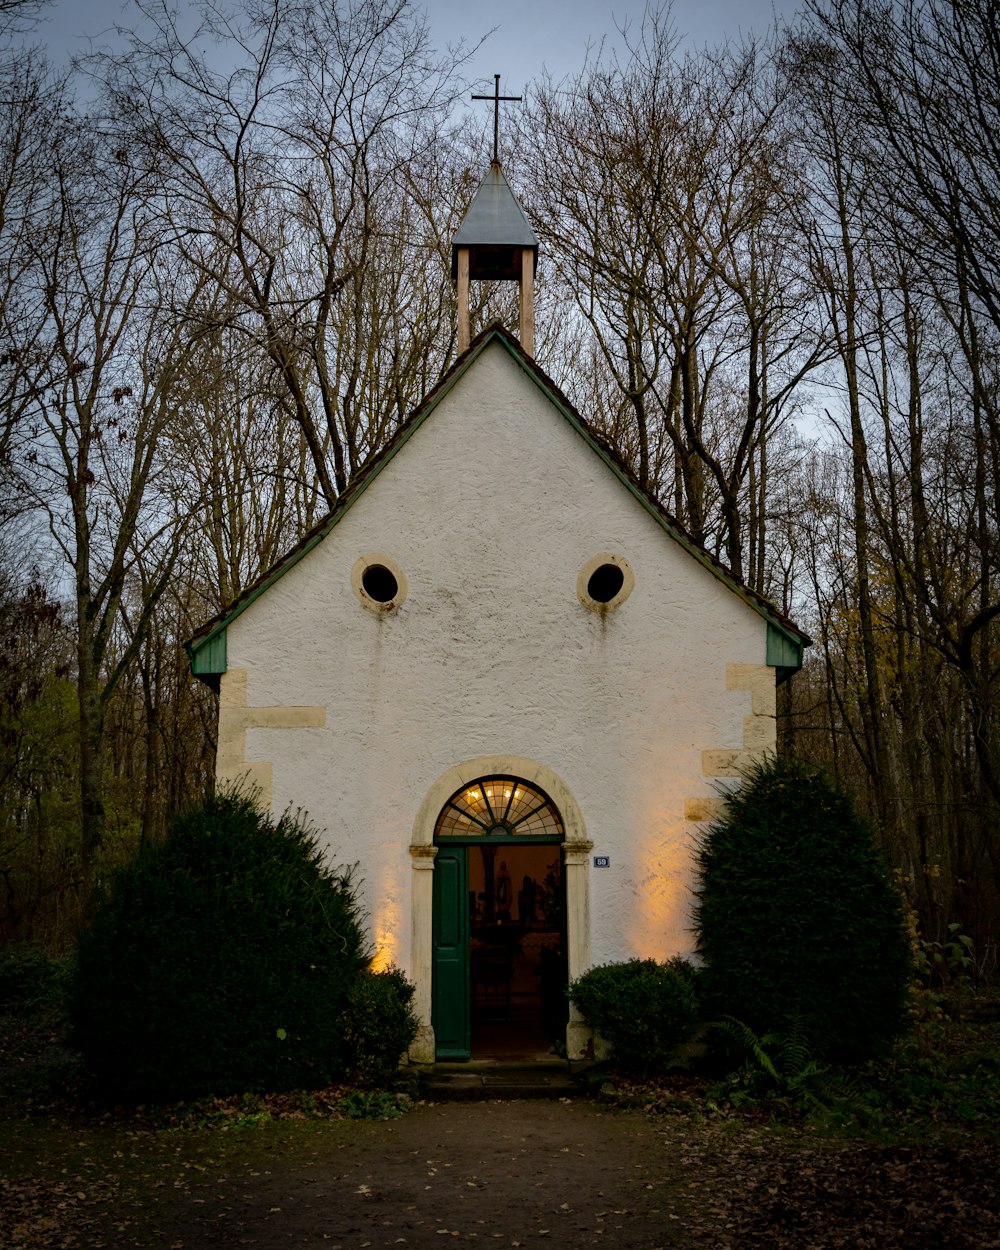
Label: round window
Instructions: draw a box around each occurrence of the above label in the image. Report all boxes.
[351,554,408,612]
[361,564,398,603]
[587,563,625,603]
[577,553,634,612]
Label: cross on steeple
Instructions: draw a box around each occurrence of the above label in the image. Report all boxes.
[471,74,522,164]
[452,76,538,357]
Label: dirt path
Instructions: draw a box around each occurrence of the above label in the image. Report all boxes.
[102,1099,693,1249]
[6,1095,999,1248]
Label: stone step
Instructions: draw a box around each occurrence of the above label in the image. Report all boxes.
[419,1063,581,1101]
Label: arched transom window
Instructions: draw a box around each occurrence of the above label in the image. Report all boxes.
[434,776,565,841]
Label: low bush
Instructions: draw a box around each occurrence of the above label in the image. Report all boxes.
[338,1088,408,1119]
[0,947,66,1011]
[343,966,419,1086]
[568,957,699,1074]
[70,791,369,1100]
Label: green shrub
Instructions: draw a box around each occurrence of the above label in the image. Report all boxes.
[338,1089,407,1119]
[70,792,369,1100]
[342,966,419,1086]
[0,946,66,1010]
[694,756,911,1063]
[568,957,699,1074]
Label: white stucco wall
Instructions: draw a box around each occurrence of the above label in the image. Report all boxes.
[222,341,772,983]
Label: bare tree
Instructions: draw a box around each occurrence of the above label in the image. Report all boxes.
[100,0,475,509]
[783,30,899,833]
[806,0,1000,814]
[526,15,825,588]
[777,2,1000,955]
[7,114,203,875]
[0,548,77,945]
[0,49,66,507]
[0,0,45,38]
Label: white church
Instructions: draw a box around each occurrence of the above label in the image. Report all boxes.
[187,149,807,1065]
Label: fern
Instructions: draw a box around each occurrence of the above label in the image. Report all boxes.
[777,1009,811,1076]
[709,1012,863,1119]
[714,1015,781,1083]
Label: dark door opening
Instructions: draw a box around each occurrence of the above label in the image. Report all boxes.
[468,843,567,1058]
[431,774,568,1061]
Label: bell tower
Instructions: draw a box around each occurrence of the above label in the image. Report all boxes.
[452,76,539,357]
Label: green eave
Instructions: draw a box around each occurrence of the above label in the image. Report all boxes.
[186,627,227,691]
[186,325,808,685]
[767,621,805,683]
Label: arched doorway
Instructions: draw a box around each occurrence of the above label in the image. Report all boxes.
[409,755,591,1066]
[432,776,567,1060]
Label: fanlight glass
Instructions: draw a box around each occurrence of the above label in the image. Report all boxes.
[435,776,564,840]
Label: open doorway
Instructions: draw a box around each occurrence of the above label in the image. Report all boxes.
[431,773,568,1061]
[468,843,567,1058]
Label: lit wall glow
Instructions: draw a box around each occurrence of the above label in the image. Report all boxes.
[369,863,402,972]
[623,812,699,960]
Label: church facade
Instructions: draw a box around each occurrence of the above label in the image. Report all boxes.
[187,324,807,1064]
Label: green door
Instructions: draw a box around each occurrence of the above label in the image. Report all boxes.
[432,846,470,1059]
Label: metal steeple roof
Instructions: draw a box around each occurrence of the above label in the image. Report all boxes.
[451,162,538,278]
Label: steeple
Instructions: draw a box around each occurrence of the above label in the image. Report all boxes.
[452,76,538,357]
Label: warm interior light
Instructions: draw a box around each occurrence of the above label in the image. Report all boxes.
[435,777,565,841]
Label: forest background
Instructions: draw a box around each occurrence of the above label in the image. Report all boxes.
[1,0,997,978]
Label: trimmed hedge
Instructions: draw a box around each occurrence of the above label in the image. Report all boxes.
[343,967,419,1087]
[694,757,911,1063]
[70,792,369,1100]
[568,957,699,1073]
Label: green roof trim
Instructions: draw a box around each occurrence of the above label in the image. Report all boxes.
[187,324,809,684]
[189,627,227,676]
[767,621,805,683]
[767,621,804,670]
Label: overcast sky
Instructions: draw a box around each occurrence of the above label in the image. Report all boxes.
[39,0,804,96]
[428,0,800,86]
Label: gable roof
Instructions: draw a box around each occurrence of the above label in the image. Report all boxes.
[186,324,810,688]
